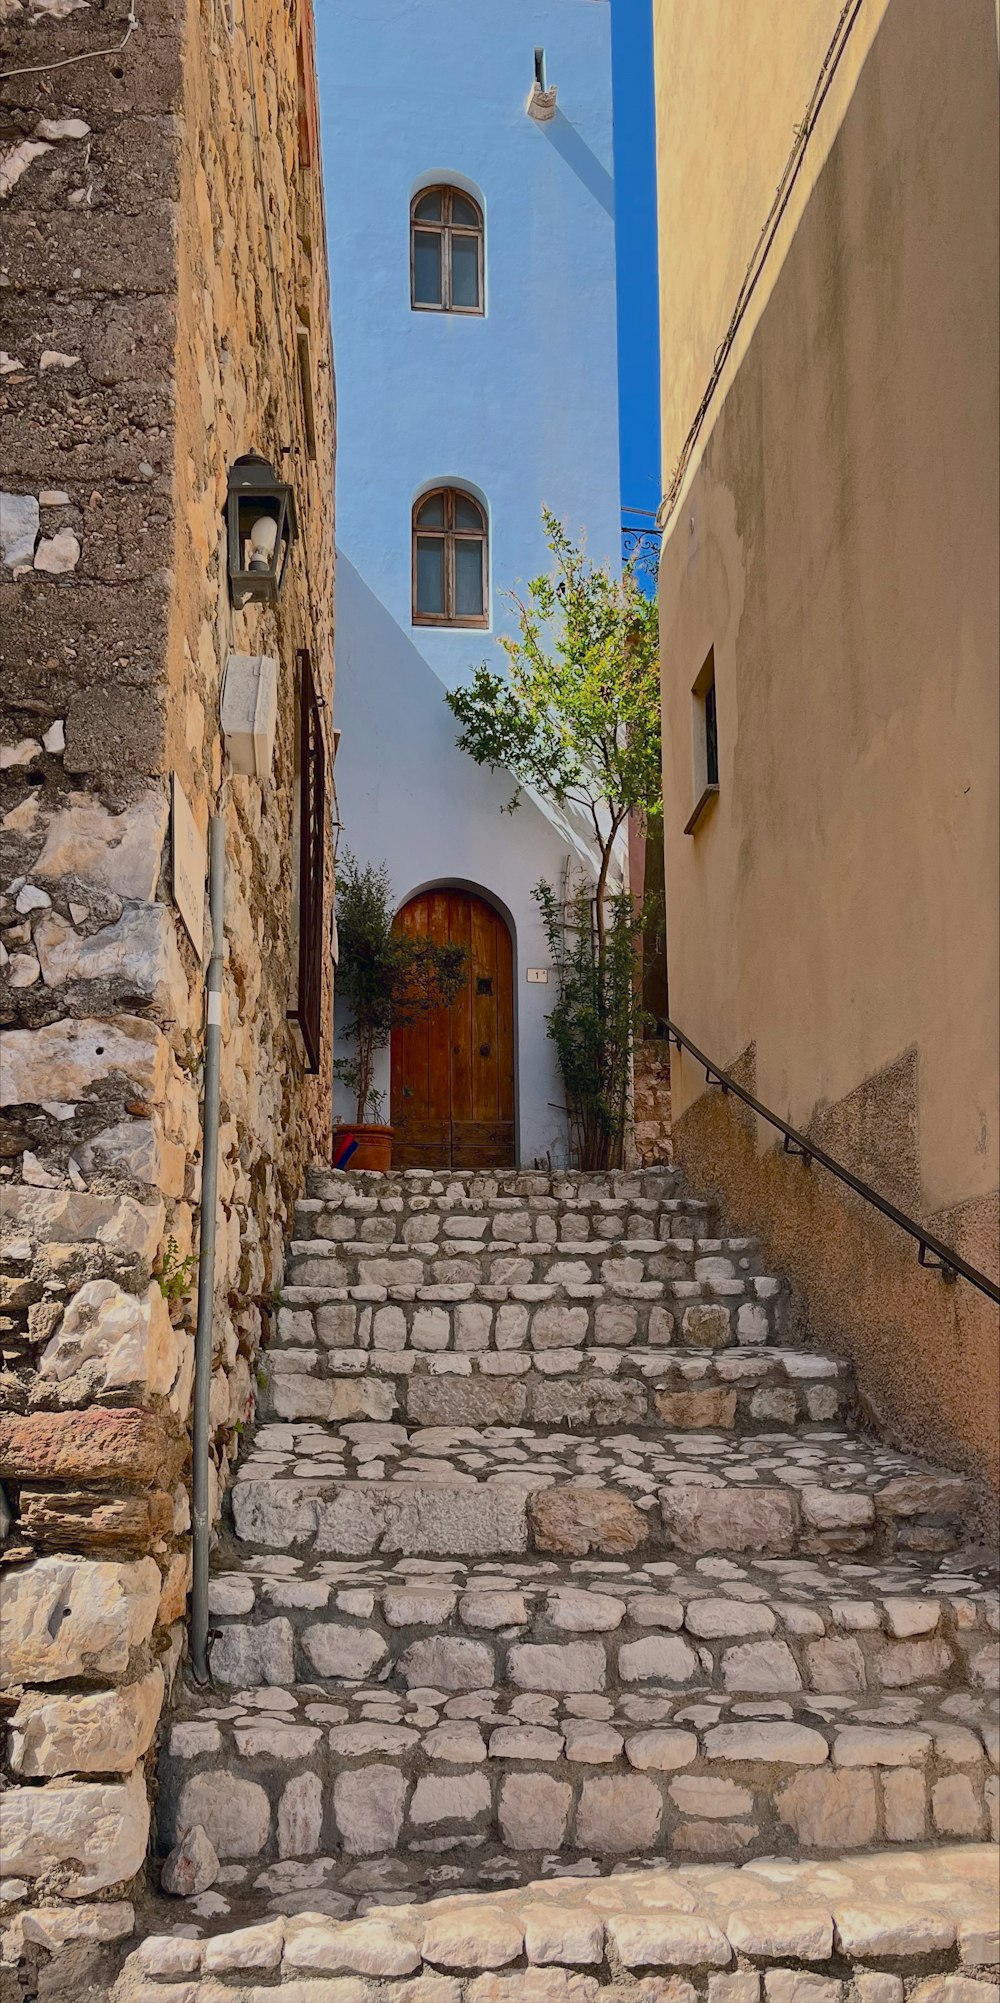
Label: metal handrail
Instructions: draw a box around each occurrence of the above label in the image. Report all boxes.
[661,1017,1000,1306]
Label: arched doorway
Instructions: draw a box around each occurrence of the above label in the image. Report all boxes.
[391,887,515,1168]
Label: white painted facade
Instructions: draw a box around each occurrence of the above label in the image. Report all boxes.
[317,0,620,1164]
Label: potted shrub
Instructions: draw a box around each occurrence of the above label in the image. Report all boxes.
[332,853,468,1171]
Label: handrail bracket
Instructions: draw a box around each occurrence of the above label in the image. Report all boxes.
[919,1241,958,1283]
[783,1134,812,1162]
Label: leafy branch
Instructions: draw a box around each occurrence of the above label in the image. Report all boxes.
[446,509,661,964]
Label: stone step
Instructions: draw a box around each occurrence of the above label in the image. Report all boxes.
[295,1194,713,1248]
[228,1423,978,1562]
[261,1343,854,1432]
[276,1272,785,1356]
[306,1167,688,1205]
[204,1547,999,1701]
[284,1238,772,1304]
[158,1678,1000,1875]
[118,1846,1000,1994]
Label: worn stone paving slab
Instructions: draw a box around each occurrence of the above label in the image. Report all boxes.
[261,1344,852,1435]
[305,1169,691,1205]
[158,1670,999,1870]
[275,1284,786,1355]
[201,1546,999,1701]
[102,1845,1000,1998]
[284,1237,770,1298]
[228,1424,977,1560]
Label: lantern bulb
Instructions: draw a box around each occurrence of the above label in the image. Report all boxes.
[248,515,278,571]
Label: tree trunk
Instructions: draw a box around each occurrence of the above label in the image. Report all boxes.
[355,1022,375,1123]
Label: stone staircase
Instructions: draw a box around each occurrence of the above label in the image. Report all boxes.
[134,1165,999,2000]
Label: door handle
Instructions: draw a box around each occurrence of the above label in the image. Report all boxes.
[479,1043,491,1058]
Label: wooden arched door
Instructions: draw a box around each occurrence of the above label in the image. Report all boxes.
[391,888,515,1168]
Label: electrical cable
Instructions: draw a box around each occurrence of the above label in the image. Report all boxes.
[0,4,138,82]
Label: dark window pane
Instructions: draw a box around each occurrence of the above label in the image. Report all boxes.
[454,493,482,529]
[451,193,479,227]
[455,538,485,617]
[704,680,719,786]
[414,191,442,221]
[451,233,480,309]
[413,231,442,304]
[416,493,444,527]
[416,536,445,615]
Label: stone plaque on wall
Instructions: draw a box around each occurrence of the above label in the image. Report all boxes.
[171,773,206,959]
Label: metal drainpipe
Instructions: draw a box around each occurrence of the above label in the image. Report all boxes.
[190,815,226,1685]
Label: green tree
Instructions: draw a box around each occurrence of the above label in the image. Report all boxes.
[333,853,467,1124]
[535,877,652,1170]
[446,510,661,964]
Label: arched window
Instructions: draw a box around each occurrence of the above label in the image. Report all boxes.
[411,187,484,314]
[412,488,488,627]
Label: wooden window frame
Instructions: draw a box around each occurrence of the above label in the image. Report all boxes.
[685,646,720,835]
[412,487,489,629]
[288,646,326,1071]
[410,186,484,316]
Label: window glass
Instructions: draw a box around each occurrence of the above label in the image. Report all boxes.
[704,679,719,787]
[416,537,445,615]
[413,230,442,305]
[451,234,480,309]
[416,494,445,527]
[453,494,482,530]
[411,186,484,315]
[454,538,484,617]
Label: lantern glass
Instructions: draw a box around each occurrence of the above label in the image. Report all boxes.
[226,454,297,608]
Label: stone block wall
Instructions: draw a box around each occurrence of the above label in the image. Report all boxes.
[632,1042,672,1167]
[1,0,335,1906]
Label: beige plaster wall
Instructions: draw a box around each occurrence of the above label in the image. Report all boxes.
[654,0,1000,1492]
[653,0,895,483]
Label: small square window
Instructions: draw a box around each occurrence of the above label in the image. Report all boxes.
[685,647,720,835]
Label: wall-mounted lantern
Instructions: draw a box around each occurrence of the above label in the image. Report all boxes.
[527,46,557,122]
[226,452,297,608]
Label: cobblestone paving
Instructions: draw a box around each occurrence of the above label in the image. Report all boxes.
[124,1168,1000,1993]
[110,1845,1000,1999]
[229,1423,977,1562]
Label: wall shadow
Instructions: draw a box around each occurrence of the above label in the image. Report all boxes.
[543,109,615,219]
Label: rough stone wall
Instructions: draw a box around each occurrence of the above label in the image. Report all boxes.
[631,1042,672,1168]
[0,0,335,1909]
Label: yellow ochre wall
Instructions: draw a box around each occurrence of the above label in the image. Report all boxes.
[653,0,1000,1502]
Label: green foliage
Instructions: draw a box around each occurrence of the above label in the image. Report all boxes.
[446,513,661,1168]
[334,851,468,1124]
[536,879,652,1170]
[156,1236,198,1305]
[446,510,661,955]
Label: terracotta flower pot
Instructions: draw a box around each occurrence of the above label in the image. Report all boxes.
[332,1124,393,1173]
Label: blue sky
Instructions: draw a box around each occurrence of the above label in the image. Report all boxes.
[610,0,661,530]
